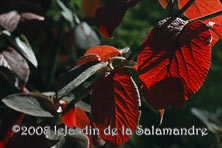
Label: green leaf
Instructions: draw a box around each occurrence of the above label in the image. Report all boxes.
[57,0,74,28]
[2,93,56,117]
[57,61,107,99]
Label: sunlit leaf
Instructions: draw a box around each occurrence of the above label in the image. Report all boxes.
[91,69,140,146]
[208,21,222,39]
[2,93,56,117]
[178,0,222,45]
[57,61,108,99]
[137,17,211,109]
[74,22,101,49]
[84,45,121,62]
[96,0,139,37]
[158,0,167,9]
[0,47,30,88]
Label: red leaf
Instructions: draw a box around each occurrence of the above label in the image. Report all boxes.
[137,17,211,109]
[208,21,222,39]
[158,0,167,9]
[76,54,101,66]
[96,0,139,37]
[61,102,90,128]
[61,102,92,148]
[91,69,140,146]
[178,0,222,45]
[84,45,121,62]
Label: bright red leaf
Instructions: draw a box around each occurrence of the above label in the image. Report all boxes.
[84,45,121,62]
[178,0,222,45]
[91,69,140,146]
[158,0,167,9]
[61,101,90,128]
[208,21,222,39]
[137,17,211,110]
[76,54,100,66]
[96,0,139,37]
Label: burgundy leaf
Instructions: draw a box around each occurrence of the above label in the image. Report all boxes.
[91,69,140,146]
[76,54,100,66]
[0,11,44,32]
[0,11,20,32]
[20,12,44,21]
[137,17,211,109]
[96,0,139,37]
[0,47,30,88]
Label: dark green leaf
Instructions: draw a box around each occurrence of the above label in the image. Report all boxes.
[2,93,56,117]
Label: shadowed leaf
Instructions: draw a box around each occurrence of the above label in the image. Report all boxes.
[2,93,55,117]
[96,0,139,37]
[0,47,29,88]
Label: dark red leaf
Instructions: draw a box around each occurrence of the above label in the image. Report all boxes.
[178,0,222,46]
[76,54,100,66]
[96,0,139,37]
[0,11,44,32]
[137,17,211,110]
[91,69,140,146]
[84,45,121,62]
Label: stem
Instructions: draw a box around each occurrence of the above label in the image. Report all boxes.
[175,0,195,17]
[168,0,175,17]
[62,86,92,113]
[48,18,65,88]
[190,10,222,21]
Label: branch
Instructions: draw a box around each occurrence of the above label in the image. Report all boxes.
[175,0,195,17]
[190,10,222,21]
